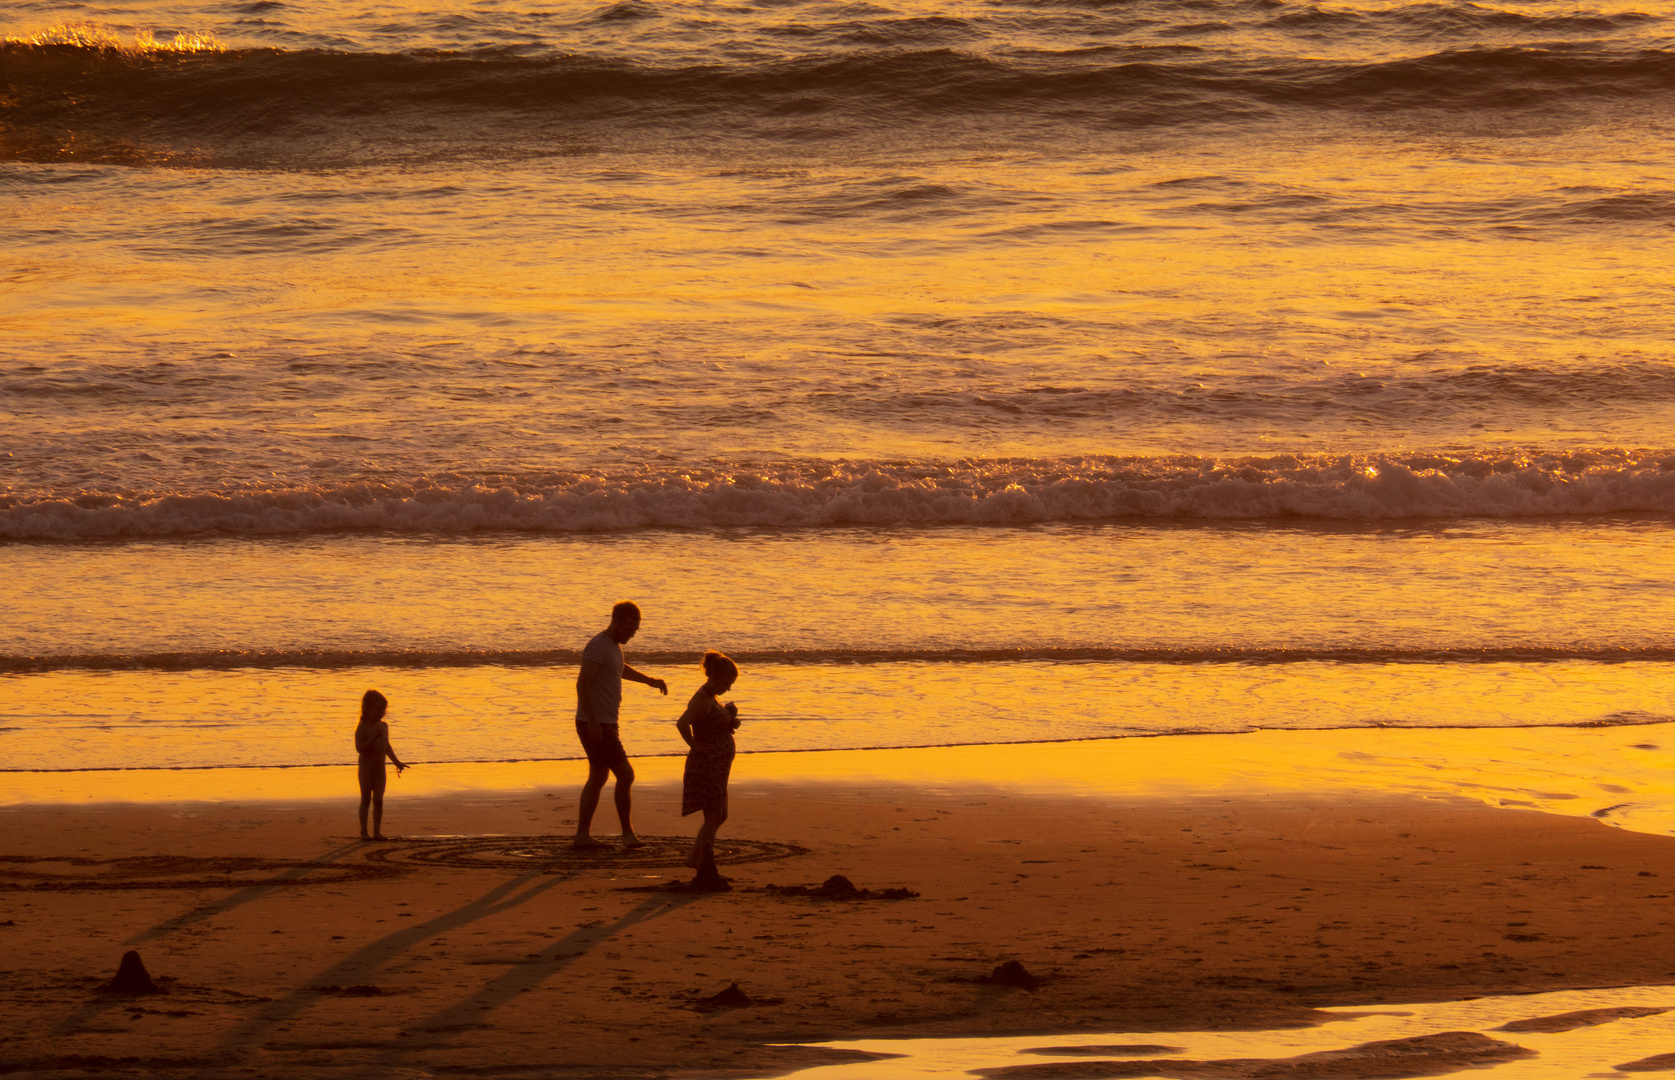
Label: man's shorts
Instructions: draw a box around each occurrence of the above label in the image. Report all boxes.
[575,720,630,772]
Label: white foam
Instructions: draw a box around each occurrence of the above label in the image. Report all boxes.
[4,451,1674,539]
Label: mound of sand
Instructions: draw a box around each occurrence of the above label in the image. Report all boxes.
[104,951,160,996]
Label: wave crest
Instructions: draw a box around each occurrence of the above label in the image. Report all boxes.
[3,450,1673,539]
[6,644,1675,674]
[5,21,225,54]
[5,40,1675,165]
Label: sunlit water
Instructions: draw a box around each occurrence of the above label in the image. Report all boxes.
[784,986,1675,1079]
[10,658,1675,771]
[5,520,1675,773]
[4,0,1675,785]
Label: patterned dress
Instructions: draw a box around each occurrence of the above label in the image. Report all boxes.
[681,689,736,817]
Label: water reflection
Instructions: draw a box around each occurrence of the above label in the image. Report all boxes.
[786,986,1675,1078]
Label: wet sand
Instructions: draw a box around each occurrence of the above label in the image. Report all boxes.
[6,731,1675,1077]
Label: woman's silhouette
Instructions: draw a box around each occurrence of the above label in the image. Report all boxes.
[676,651,740,887]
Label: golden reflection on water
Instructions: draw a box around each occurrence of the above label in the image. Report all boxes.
[9,140,1669,433]
[793,986,1675,1080]
[6,22,226,52]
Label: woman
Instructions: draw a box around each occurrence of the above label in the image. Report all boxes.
[676,651,740,879]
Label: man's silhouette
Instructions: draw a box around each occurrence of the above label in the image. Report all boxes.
[573,600,667,848]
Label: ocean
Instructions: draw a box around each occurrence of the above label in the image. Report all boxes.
[3,0,1674,780]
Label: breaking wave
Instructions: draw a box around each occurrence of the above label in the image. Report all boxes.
[6,38,1675,163]
[3,450,1673,539]
[7,644,1675,674]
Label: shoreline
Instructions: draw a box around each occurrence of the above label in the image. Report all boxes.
[9,710,1672,767]
[9,723,1675,838]
[8,728,1675,1076]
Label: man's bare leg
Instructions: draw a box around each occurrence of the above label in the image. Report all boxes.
[574,764,612,848]
[615,763,644,847]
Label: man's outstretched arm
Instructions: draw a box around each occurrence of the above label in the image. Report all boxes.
[622,664,668,695]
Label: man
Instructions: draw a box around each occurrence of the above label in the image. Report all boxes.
[574,600,667,848]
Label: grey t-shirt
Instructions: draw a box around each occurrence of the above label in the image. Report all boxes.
[575,630,624,726]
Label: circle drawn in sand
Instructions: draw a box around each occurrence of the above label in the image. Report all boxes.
[365,834,807,872]
[0,854,399,891]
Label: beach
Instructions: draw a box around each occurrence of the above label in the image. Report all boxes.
[8,0,1675,1073]
[9,727,1675,1077]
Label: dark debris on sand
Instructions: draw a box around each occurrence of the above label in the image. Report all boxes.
[761,874,918,900]
[950,959,1043,989]
[685,982,784,1013]
[312,984,385,997]
[971,1031,1532,1078]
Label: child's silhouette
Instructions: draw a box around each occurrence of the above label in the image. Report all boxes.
[355,689,408,840]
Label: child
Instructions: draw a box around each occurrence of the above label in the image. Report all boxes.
[676,651,740,888]
[355,689,408,840]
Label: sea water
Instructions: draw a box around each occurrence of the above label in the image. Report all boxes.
[4,0,1675,784]
[785,986,1675,1079]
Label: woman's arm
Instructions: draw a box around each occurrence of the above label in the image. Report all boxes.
[675,693,706,748]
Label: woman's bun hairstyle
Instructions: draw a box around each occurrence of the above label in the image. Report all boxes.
[701,651,739,682]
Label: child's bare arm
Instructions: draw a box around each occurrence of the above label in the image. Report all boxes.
[382,723,408,771]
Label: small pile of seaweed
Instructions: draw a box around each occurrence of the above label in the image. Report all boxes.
[762,874,918,900]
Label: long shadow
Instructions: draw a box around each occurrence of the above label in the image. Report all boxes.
[388,892,703,1056]
[54,841,367,1036]
[212,871,571,1058]
[128,841,366,946]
